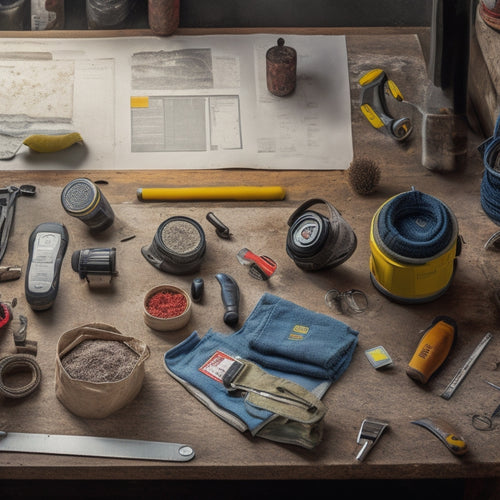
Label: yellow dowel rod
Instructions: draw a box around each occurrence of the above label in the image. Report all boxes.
[137,186,286,201]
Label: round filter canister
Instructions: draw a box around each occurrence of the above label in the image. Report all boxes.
[141,216,206,274]
[61,178,115,231]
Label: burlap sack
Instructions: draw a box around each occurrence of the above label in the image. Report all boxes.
[55,323,150,418]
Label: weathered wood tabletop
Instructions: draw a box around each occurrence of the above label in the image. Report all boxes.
[0,28,498,481]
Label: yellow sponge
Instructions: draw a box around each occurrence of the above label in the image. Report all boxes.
[23,132,83,153]
[406,316,457,384]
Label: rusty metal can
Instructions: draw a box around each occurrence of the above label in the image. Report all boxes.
[266,38,297,97]
[148,0,179,36]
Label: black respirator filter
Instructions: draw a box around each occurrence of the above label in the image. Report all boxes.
[142,216,206,274]
[286,198,357,271]
[71,247,117,287]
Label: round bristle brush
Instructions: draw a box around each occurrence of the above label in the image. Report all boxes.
[348,158,381,195]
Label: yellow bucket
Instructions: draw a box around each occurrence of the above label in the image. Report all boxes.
[369,194,460,303]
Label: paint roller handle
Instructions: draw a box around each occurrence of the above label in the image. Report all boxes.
[137,186,286,201]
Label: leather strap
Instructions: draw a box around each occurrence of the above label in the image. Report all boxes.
[223,358,326,424]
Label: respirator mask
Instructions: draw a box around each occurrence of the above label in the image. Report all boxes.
[286,198,357,271]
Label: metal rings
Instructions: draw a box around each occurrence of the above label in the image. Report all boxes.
[325,288,368,314]
[0,354,42,398]
[472,414,495,431]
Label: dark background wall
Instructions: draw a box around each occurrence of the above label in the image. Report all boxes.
[177,0,433,28]
[63,0,433,30]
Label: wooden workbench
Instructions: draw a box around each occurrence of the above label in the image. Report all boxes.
[0,27,498,492]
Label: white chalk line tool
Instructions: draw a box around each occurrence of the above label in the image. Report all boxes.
[0,431,195,462]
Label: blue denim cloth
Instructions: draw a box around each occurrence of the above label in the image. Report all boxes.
[247,293,359,380]
[164,293,358,433]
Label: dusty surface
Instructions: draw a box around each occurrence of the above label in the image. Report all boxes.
[0,31,498,481]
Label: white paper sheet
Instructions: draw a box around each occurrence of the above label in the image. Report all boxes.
[0,35,352,170]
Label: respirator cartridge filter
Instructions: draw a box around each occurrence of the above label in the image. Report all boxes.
[71,247,117,287]
[61,178,115,232]
[286,198,357,271]
[142,216,206,274]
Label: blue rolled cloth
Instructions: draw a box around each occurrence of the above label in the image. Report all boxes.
[247,293,358,380]
[376,190,455,260]
[480,114,500,225]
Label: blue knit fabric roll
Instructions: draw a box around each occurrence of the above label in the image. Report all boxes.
[376,190,454,259]
[480,115,500,225]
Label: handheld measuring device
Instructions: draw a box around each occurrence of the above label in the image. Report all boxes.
[25,222,68,311]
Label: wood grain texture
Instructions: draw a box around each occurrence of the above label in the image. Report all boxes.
[0,29,498,481]
[469,10,500,136]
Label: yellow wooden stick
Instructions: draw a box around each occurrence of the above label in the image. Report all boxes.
[137,186,286,201]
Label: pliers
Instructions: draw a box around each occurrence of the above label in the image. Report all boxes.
[0,185,36,264]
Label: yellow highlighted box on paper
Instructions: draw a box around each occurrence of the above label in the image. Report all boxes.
[130,96,149,108]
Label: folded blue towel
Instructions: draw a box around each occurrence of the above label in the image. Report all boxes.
[247,293,358,380]
[164,293,358,436]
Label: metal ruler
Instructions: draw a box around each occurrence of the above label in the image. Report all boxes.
[440,332,493,400]
[0,431,195,462]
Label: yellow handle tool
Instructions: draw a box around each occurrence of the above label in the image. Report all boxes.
[406,316,457,384]
[137,186,286,201]
[412,417,467,456]
[359,68,412,141]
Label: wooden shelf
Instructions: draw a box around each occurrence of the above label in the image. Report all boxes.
[469,9,500,135]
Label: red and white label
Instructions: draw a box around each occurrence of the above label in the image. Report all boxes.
[199,350,236,383]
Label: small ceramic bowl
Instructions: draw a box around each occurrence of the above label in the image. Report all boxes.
[143,284,192,331]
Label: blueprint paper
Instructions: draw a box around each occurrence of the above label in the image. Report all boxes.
[0,35,352,170]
